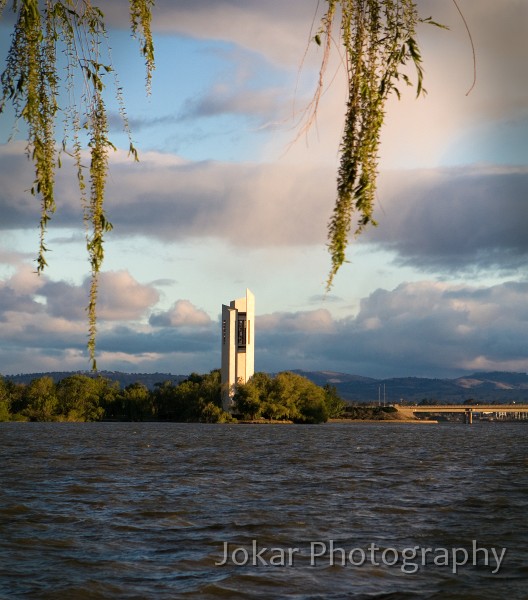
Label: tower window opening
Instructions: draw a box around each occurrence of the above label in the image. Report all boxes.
[237,313,247,348]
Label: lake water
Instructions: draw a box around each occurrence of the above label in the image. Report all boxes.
[0,422,527,599]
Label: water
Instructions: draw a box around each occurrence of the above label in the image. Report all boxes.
[0,422,527,599]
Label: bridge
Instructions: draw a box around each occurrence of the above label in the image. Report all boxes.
[393,404,528,424]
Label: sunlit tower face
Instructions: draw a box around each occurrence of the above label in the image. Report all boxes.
[221,289,255,411]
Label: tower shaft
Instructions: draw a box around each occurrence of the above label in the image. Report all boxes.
[221,289,255,411]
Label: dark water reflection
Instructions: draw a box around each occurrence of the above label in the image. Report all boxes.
[1,422,527,599]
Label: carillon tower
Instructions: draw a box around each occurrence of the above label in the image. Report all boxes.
[221,289,255,411]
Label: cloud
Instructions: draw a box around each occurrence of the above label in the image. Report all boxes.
[258,308,335,333]
[0,142,42,227]
[101,1,528,160]
[107,111,180,133]
[1,255,527,378]
[0,260,217,374]
[255,280,528,378]
[309,294,343,304]
[103,0,320,67]
[178,84,285,125]
[91,323,219,375]
[3,142,527,277]
[0,145,333,246]
[0,142,85,232]
[40,270,159,322]
[0,248,32,266]
[351,280,528,375]
[0,268,163,377]
[99,323,216,355]
[0,347,90,377]
[368,166,528,273]
[0,267,159,366]
[151,278,178,287]
[149,299,212,327]
[96,271,160,320]
[0,285,43,316]
[0,295,87,357]
[107,155,335,247]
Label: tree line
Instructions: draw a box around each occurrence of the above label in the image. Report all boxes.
[0,370,346,424]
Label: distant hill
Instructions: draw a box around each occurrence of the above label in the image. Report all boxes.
[454,371,528,390]
[3,369,528,404]
[4,371,187,390]
[292,370,528,404]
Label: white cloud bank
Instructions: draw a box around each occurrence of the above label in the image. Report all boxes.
[2,145,526,276]
[1,258,527,379]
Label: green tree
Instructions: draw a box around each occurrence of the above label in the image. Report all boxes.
[242,371,330,423]
[286,373,328,424]
[152,380,178,420]
[323,384,347,418]
[94,376,120,419]
[233,382,262,420]
[22,376,58,421]
[199,402,233,423]
[4,380,27,418]
[261,373,299,421]
[175,379,206,422]
[193,369,223,407]
[151,379,200,421]
[56,374,105,421]
[119,382,154,421]
[296,394,329,424]
[0,377,12,421]
[248,372,273,397]
[152,371,227,422]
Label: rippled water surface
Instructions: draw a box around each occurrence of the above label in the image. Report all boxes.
[1,422,527,599]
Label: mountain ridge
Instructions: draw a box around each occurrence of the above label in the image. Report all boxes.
[4,369,528,404]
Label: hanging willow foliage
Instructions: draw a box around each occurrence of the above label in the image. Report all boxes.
[311,0,445,290]
[0,0,154,369]
[1,1,456,368]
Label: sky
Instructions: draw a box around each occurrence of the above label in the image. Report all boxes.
[0,0,527,379]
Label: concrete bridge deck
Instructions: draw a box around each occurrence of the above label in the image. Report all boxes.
[394,404,528,424]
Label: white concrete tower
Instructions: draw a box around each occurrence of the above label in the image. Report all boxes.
[221,288,255,411]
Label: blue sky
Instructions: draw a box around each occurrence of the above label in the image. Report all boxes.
[1,0,527,378]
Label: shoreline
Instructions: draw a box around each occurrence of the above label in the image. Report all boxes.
[236,418,440,425]
[328,418,439,424]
